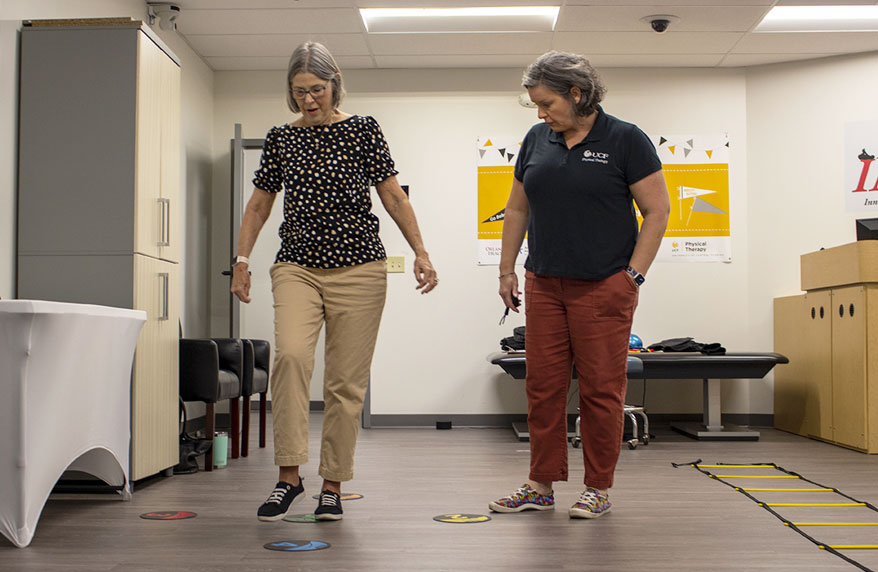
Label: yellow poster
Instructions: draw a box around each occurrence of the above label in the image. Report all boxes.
[477,133,731,264]
[477,137,527,265]
[645,134,731,262]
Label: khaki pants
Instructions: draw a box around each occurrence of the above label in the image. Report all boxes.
[269,260,387,481]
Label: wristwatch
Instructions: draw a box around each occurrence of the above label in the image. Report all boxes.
[231,255,250,268]
[625,266,645,287]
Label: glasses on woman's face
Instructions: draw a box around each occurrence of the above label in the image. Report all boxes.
[291,81,330,100]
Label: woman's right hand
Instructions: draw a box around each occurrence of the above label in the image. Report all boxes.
[498,273,520,313]
[230,264,252,303]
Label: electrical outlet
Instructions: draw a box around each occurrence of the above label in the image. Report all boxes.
[386,256,405,273]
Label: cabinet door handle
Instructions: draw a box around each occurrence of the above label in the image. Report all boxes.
[159,272,169,321]
[158,198,170,247]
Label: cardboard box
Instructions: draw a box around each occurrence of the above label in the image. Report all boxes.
[801,241,878,291]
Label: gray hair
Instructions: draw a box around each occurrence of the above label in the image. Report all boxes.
[522,51,606,116]
[286,41,346,113]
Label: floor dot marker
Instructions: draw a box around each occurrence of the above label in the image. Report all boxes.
[139,511,196,520]
[263,540,330,552]
[283,514,320,523]
[311,493,363,501]
[433,513,491,523]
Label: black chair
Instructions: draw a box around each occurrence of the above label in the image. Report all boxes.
[240,339,270,457]
[179,338,243,471]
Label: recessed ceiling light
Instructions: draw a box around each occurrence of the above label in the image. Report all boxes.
[755,5,878,33]
[359,6,561,34]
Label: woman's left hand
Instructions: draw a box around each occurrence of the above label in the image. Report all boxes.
[413,253,438,294]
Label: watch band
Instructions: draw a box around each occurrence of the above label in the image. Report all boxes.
[625,266,645,286]
[232,255,250,267]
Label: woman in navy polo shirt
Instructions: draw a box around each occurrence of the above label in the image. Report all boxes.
[489,51,669,519]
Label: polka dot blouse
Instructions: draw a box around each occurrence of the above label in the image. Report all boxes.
[253,115,399,268]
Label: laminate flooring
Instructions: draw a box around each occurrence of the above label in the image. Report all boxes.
[4,413,878,572]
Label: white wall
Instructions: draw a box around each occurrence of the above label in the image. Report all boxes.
[212,66,750,416]
[0,0,215,336]
[745,52,878,413]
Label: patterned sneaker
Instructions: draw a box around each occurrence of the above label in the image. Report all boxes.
[569,487,612,519]
[488,484,555,513]
[257,479,304,522]
[314,490,343,521]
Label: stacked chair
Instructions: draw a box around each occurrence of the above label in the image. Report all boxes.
[179,337,271,470]
[179,338,244,471]
[240,339,270,457]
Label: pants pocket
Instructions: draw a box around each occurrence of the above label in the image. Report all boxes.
[593,270,638,321]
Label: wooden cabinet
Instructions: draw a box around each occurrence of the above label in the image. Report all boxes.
[774,283,878,452]
[16,21,181,480]
[774,291,831,439]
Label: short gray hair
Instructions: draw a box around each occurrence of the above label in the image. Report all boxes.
[522,51,606,116]
[286,41,346,113]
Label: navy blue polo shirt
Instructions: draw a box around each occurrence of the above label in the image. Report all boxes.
[514,106,662,280]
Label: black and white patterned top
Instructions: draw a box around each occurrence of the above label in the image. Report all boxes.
[253,115,398,268]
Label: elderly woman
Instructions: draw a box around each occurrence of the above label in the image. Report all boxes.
[231,42,437,522]
[490,51,669,518]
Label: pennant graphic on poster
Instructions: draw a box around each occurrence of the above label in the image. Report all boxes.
[649,134,731,262]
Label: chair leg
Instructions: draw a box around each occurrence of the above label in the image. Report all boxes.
[205,402,215,472]
[241,395,251,457]
[259,391,267,449]
[230,397,240,460]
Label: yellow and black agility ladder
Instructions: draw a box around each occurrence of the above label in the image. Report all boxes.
[674,460,878,572]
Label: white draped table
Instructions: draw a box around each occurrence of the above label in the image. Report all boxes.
[0,300,145,548]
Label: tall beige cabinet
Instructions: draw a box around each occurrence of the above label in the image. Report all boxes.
[774,242,878,453]
[17,21,181,480]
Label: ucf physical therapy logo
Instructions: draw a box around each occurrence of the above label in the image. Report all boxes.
[582,149,610,164]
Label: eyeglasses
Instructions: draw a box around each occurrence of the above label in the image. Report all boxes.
[291,81,330,100]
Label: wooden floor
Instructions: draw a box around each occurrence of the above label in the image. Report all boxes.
[4,413,878,572]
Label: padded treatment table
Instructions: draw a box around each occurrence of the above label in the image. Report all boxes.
[486,353,643,441]
[489,351,788,441]
[0,300,145,547]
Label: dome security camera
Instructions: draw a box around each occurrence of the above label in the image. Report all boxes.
[651,19,670,33]
[148,3,181,32]
[641,14,680,34]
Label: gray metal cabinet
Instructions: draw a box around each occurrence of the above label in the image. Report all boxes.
[17,21,181,481]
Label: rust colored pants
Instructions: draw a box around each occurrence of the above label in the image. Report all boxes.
[524,269,638,490]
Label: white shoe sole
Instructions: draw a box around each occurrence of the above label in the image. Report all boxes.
[488,502,554,513]
[314,512,343,521]
[569,505,611,519]
[257,488,304,522]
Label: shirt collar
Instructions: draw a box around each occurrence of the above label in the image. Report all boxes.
[546,104,607,145]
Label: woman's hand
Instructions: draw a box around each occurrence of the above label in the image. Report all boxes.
[498,273,520,312]
[413,253,438,294]
[230,264,252,303]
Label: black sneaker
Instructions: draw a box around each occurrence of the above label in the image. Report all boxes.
[257,479,304,522]
[314,490,343,521]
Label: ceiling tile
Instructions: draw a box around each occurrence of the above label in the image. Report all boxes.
[587,53,726,66]
[176,0,356,8]
[554,31,743,54]
[178,8,362,35]
[186,33,368,57]
[718,53,837,67]
[734,31,878,53]
[558,5,768,32]
[373,54,537,68]
[206,55,375,71]
[564,0,774,5]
